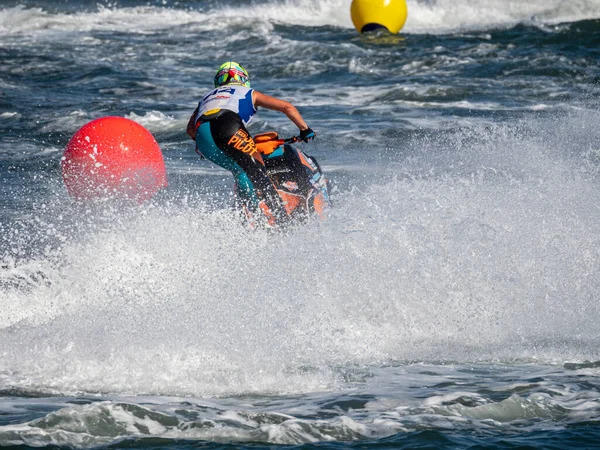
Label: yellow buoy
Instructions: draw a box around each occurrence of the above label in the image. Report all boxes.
[350,0,408,34]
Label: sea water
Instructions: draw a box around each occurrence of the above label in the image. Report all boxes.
[1,0,600,448]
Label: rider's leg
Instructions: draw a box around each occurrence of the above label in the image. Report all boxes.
[195,117,286,225]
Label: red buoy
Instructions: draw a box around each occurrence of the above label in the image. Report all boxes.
[61,117,167,203]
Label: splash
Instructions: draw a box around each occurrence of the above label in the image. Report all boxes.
[2,110,600,397]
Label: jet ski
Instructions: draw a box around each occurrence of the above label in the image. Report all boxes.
[235,132,331,227]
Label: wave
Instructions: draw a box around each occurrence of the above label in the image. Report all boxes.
[1,0,599,37]
[407,0,600,33]
[1,367,600,447]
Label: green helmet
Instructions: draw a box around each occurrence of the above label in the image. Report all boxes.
[214,61,250,88]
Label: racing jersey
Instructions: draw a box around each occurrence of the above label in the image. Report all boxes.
[195,85,257,127]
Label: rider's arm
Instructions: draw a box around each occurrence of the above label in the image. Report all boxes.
[253,91,309,131]
[186,106,199,140]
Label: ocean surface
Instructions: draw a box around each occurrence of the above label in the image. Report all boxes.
[1,0,600,448]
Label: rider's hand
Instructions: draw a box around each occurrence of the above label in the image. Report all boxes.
[300,127,315,142]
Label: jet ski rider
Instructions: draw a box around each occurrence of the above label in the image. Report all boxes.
[186,61,315,226]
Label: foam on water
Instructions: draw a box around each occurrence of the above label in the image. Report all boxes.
[407,0,600,33]
[1,0,599,39]
[1,363,600,447]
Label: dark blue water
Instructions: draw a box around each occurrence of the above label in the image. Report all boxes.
[1,0,600,448]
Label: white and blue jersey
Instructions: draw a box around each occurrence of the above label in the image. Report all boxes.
[195,85,257,127]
